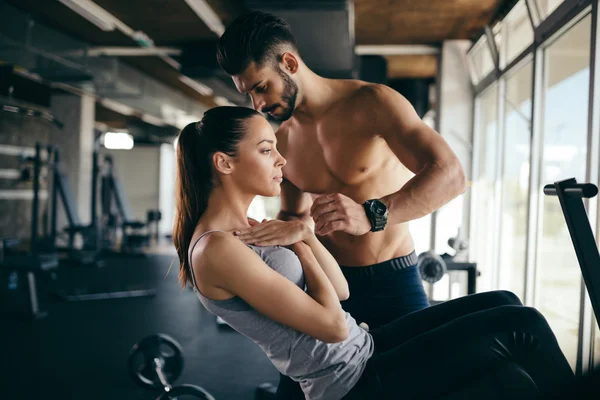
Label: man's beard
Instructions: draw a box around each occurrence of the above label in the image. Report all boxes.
[269,69,298,122]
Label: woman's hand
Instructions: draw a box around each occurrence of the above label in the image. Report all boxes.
[235,219,312,247]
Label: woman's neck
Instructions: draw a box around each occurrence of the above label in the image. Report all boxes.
[196,187,253,234]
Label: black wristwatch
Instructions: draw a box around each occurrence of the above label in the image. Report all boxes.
[363,199,389,232]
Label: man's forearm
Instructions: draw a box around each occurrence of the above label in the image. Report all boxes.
[277,209,313,225]
[382,160,466,225]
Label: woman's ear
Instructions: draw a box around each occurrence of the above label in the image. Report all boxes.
[213,152,234,175]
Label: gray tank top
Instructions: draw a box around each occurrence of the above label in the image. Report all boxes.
[188,231,374,400]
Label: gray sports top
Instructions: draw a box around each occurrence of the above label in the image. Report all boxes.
[188,231,374,400]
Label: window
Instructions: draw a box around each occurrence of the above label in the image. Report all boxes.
[536,0,565,20]
[471,85,499,293]
[469,37,496,83]
[498,60,533,300]
[503,1,534,67]
[535,14,591,370]
[595,323,600,367]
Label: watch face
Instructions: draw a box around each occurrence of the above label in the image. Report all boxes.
[372,200,387,215]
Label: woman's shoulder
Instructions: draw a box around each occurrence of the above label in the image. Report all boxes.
[191,231,245,263]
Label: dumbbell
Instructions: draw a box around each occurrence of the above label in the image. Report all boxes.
[128,333,215,400]
[417,251,447,284]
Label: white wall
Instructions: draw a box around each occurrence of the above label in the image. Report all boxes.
[101,146,161,222]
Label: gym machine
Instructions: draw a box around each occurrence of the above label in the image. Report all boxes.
[100,154,161,255]
[544,178,600,330]
[50,146,102,266]
[418,233,479,304]
[128,334,215,400]
[0,143,58,319]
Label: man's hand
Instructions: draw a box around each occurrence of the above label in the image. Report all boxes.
[236,219,311,247]
[310,193,371,236]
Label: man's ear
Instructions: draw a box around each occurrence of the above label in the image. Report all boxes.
[281,52,299,74]
[213,152,234,175]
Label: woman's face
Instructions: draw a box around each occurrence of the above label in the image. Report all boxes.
[230,116,286,197]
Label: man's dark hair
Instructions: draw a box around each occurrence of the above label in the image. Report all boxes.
[217,11,297,76]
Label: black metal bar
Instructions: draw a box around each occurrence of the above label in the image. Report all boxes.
[446,262,478,295]
[545,178,600,331]
[535,0,592,45]
[543,182,598,197]
[524,0,539,29]
[49,146,58,250]
[91,133,104,229]
[30,143,41,255]
[484,25,500,72]
[474,46,534,95]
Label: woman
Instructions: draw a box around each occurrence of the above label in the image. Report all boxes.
[173,107,572,399]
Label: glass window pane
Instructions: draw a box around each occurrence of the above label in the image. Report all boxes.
[498,61,533,301]
[472,85,498,293]
[595,323,600,367]
[536,0,565,19]
[435,197,464,255]
[536,14,591,371]
[470,38,496,80]
[504,1,534,67]
[411,214,432,255]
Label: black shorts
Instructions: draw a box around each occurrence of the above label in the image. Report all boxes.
[339,251,430,329]
[275,252,430,400]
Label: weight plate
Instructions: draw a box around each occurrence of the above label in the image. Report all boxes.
[156,384,216,400]
[128,333,184,389]
[418,251,447,283]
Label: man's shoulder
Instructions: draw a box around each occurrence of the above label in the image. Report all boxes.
[329,81,389,112]
[348,81,393,105]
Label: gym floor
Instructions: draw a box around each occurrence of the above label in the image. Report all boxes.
[2,253,279,400]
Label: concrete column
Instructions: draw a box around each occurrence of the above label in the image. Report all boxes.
[50,93,95,228]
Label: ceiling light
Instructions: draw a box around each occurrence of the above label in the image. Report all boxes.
[179,75,214,96]
[100,99,135,116]
[58,0,117,32]
[214,96,233,106]
[103,132,134,150]
[183,0,225,36]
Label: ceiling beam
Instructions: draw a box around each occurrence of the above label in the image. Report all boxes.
[356,45,440,56]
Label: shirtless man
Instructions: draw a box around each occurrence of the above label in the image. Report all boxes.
[217,11,466,399]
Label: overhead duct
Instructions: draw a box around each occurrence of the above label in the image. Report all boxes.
[0,1,208,131]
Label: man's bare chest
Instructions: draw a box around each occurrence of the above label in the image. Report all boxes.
[282,127,386,194]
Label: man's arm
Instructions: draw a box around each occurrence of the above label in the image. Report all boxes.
[277,178,313,223]
[370,84,466,225]
[275,126,314,223]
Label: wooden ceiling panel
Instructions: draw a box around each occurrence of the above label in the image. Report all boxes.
[206,0,248,27]
[355,0,503,45]
[386,55,438,79]
[124,57,217,107]
[94,0,215,44]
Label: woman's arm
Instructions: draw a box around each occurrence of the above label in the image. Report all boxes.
[194,232,348,343]
[236,220,349,300]
[302,233,349,300]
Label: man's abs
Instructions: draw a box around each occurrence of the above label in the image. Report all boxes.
[317,223,415,266]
